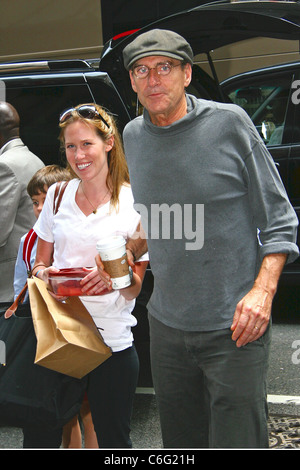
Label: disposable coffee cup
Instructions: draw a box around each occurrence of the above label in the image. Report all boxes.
[96,236,131,289]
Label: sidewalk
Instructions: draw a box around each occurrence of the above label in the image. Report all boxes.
[1,393,299,449]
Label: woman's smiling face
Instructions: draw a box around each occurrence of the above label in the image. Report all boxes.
[64,120,113,181]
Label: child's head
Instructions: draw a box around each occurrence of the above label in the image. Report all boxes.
[27,164,72,219]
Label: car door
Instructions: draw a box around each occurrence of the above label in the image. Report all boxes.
[287,71,300,278]
[220,64,299,187]
[219,63,300,280]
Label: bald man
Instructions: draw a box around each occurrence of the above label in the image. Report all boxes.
[0,102,44,302]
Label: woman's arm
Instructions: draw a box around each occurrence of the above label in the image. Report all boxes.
[33,239,112,298]
[32,238,55,282]
[95,254,148,301]
[118,261,148,301]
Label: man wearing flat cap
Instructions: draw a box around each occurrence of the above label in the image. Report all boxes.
[121,29,299,448]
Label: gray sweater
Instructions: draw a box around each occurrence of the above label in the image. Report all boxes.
[123,94,299,331]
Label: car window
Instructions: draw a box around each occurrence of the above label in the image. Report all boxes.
[4,77,128,166]
[227,78,292,147]
[229,82,290,146]
[188,65,222,102]
[5,82,95,165]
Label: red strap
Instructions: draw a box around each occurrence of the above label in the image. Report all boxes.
[53,181,69,215]
[22,228,38,273]
[5,283,28,319]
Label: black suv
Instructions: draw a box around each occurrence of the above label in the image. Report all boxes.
[0,59,131,166]
[1,1,300,383]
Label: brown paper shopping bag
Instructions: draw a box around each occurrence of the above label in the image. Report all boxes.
[28,277,111,378]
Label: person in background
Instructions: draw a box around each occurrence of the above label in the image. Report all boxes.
[118,29,299,448]
[0,101,44,302]
[32,103,148,448]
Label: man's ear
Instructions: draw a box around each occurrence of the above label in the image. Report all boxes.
[184,63,192,88]
[129,70,138,93]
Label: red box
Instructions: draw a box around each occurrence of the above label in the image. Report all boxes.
[48,268,87,296]
[49,268,110,296]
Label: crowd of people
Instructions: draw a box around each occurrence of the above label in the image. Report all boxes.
[0,28,298,449]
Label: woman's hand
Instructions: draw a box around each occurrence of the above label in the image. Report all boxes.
[80,266,112,296]
[36,266,111,301]
[36,265,59,285]
[35,266,69,302]
[95,254,148,301]
[95,254,113,291]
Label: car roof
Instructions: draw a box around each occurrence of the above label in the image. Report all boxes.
[100,1,300,70]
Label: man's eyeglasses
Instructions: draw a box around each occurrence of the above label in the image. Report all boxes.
[59,105,110,128]
[132,62,182,79]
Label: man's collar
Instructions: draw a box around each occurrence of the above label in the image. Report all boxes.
[0,137,21,155]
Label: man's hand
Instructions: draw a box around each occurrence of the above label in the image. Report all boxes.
[126,222,148,266]
[231,253,287,347]
[230,284,272,347]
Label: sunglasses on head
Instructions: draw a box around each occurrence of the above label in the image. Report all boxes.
[59,105,110,128]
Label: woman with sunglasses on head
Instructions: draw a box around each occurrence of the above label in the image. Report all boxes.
[31,104,148,449]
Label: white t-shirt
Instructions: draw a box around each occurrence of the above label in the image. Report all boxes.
[34,179,148,352]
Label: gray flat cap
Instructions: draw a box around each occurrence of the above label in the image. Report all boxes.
[123,29,194,70]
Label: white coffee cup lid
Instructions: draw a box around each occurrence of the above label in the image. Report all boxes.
[96,235,126,252]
